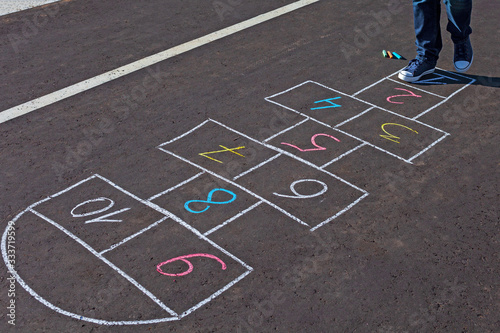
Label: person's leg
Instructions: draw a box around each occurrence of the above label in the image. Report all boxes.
[399,0,441,82]
[444,0,472,43]
[413,0,442,64]
[444,0,473,72]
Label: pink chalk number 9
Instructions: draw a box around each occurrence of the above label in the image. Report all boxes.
[156,253,227,277]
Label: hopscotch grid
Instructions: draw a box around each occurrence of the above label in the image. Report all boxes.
[233,153,281,180]
[334,107,374,128]
[203,201,263,237]
[93,174,254,271]
[147,172,205,201]
[28,208,179,317]
[320,143,368,168]
[99,216,169,255]
[262,117,309,142]
[413,79,476,119]
[157,148,310,228]
[209,119,367,193]
[386,78,446,98]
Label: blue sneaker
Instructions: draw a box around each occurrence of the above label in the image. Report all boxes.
[398,59,436,82]
[454,37,473,73]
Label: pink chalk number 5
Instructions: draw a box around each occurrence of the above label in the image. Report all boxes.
[281,133,340,152]
[156,253,227,277]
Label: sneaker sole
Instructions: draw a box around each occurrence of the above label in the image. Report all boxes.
[398,68,435,82]
[454,55,473,73]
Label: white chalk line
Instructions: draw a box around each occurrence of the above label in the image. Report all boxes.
[233,153,282,180]
[265,80,314,100]
[157,147,310,228]
[310,192,369,231]
[407,133,450,162]
[147,171,205,201]
[1,208,180,325]
[28,208,179,317]
[99,216,169,255]
[352,69,402,96]
[0,0,322,124]
[180,269,253,318]
[413,78,476,119]
[203,201,263,237]
[386,78,446,99]
[320,143,367,168]
[333,106,374,128]
[262,117,309,143]
[157,120,212,147]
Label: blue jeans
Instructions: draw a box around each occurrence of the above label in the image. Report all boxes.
[413,0,472,64]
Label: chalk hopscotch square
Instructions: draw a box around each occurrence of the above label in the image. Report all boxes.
[102,220,251,316]
[355,79,445,119]
[389,68,476,98]
[265,119,362,168]
[336,108,448,162]
[33,175,168,253]
[149,172,260,234]
[235,154,367,230]
[265,81,372,127]
[158,120,278,179]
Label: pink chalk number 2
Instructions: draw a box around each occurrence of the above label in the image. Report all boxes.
[386,88,422,104]
[156,253,227,277]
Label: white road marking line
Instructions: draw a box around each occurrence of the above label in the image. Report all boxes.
[0,0,322,124]
[0,0,60,16]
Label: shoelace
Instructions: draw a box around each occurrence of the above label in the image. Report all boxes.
[407,59,421,71]
[456,41,469,59]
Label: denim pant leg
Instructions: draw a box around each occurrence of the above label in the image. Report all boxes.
[443,0,472,43]
[413,0,442,64]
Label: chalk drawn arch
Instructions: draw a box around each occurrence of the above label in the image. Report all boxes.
[1,205,180,325]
